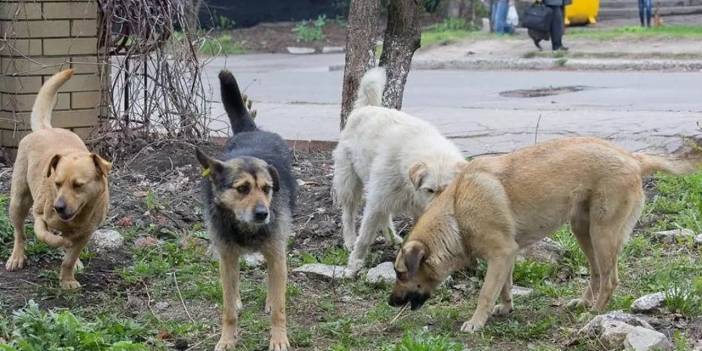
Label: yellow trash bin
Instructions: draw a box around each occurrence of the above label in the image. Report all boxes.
[565,0,599,25]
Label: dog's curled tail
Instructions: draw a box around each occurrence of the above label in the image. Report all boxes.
[31,69,74,131]
[635,144,702,176]
[354,67,386,110]
[219,70,257,134]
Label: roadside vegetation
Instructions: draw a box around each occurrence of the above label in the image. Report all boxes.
[1,163,701,349]
[568,25,702,40]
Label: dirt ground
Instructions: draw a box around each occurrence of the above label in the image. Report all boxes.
[228,21,349,54]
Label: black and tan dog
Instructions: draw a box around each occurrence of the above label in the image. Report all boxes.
[389,137,701,332]
[5,69,111,289]
[196,71,295,351]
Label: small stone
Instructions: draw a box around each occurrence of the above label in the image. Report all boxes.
[511,285,533,297]
[624,327,673,351]
[452,283,469,291]
[242,252,265,268]
[580,311,654,337]
[520,237,565,264]
[366,262,396,285]
[134,236,160,249]
[631,292,665,313]
[286,47,315,55]
[695,234,702,245]
[89,229,124,253]
[154,301,170,311]
[293,263,351,280]
[322,46,344,54]
[654,228,695,243]
[296,179,306,187]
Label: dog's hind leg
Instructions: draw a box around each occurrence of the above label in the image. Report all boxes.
[5,178,32,271]
[332,148,363,251]
[262,240,290,351]
[567,205,599,309]
[589,184,644,312]
[347,201,390,275]
[215,246,241,351]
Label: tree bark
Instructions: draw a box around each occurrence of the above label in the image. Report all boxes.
[379,0,423,110]
[339,0,380,129]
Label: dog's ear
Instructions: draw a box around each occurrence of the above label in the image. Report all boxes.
[267,164,280,192]
[409,161,428,190]
[195,148,223,178]
[46,154,62,177]
[395,241,426,280]
[92,154,112,177]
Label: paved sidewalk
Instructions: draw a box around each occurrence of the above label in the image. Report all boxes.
[204,54,702,156]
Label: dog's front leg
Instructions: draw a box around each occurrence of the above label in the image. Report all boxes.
[263,243,289,351]
[462,251,516,333]
[59,235,88,289]
[215,247,240,351]
[33,216,71,248]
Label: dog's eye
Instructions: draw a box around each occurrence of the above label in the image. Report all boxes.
[55,181,62,187]
[73,182,84,189]
[425,188,435,194]
[261,185,271,193]
[236,184,250,194]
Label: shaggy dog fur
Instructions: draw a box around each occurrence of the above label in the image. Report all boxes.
[332,67,466,275]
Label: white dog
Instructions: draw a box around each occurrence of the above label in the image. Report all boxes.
[333,67,467,275]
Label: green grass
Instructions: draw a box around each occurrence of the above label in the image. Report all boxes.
[645,171,702,233]
[198,34,246,56]
[293,15,327,43]
[568,25,702,40]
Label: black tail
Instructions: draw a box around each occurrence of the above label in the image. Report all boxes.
[219,70,257,134]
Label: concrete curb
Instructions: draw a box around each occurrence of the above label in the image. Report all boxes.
[329,58,702,72]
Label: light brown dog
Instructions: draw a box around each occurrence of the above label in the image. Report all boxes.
[4,69,111,289]
[389,137,701,332]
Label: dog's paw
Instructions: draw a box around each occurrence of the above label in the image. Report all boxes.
[346,259,363,277]
[5,253,27,271]
[460,319,484,333]
[214,336,237,351]
[269,331,290,351]
[566,298,591,310]
[60,279,81,290]
[492,303,513,316]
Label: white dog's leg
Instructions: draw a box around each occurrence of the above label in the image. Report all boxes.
[347,203,388,276]
[381,214,402,245]
[332,147,363,251]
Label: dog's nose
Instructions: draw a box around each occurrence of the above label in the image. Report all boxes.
[254,205,269,221]
[54,198,66,215]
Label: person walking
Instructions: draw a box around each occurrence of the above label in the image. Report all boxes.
[492,0,512,34]
[638,0,652,27]
[544,0,571,50]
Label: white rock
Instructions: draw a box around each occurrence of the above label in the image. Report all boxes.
[366,262,396,285]
[624,327,673,351]
[600,320,640,347]
[293,263,351,280]
[511,285,533,297]
[580,311,654,337]
[242,252,265,268]
[296,179,306,187]
[519,237,565,264]
[695,234,702,245]
[631,292,665,313]
[287,47,315,55]
[89,229,124,252]
[322,46,344,54]
[654,228,695,243]
[154,301,170,311]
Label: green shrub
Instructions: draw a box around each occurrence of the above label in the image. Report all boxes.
[293,15,327,42]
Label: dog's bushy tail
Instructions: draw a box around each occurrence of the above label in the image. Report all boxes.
[219,70,257,134]
[354,67,386,110]
[31,69,74,131]
[635,143,702,176]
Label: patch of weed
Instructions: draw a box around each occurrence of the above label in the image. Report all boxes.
[199,35,246,56]
[382,332,462,351]
[293,15,327,43]
[513,260,555,286]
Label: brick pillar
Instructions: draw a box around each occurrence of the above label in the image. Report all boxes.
[0,0,103,158]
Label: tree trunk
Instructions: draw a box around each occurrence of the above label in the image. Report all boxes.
[379,0,423,110]
[339,0,380,129]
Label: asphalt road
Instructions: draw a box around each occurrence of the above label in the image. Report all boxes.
[203,53,702,155]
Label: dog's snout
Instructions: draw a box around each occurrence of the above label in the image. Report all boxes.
[254,204,269,221]
[54,198,66,214]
